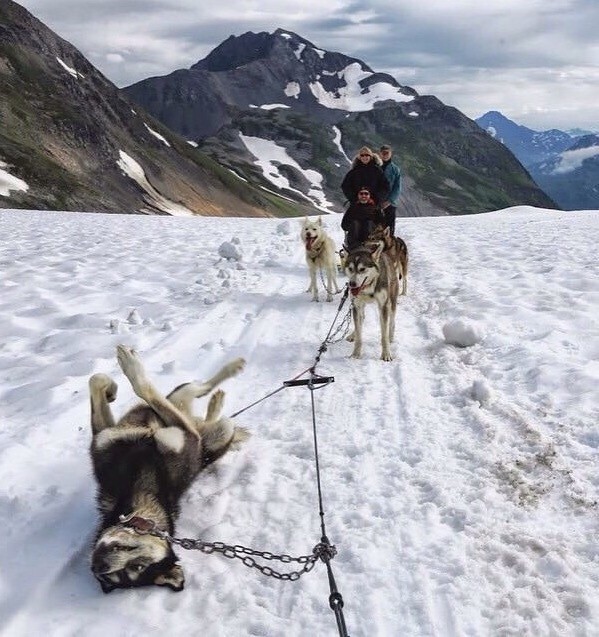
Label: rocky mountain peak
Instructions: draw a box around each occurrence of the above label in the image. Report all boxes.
[569,134,599,151]
[191,30,277,72]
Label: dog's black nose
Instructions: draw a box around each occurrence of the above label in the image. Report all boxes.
[91,553,109,574]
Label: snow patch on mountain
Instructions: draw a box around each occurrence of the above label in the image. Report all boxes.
[56,57,83,79]
[284,82,301,99]
[294,43,306,61]
[308,62,414,112]
[143,123,171,147]
[239,133,335,212]
[249,104,291,111]
[332,126,351,164]
[0,161,29,197]
[116,151,194,216]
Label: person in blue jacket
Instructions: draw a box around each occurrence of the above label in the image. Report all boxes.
[379,144,402,235]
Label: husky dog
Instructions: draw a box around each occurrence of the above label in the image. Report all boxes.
[88,345,247,593]
[366,225,409,295]
[301,216,340,302]
[344,244,399,361]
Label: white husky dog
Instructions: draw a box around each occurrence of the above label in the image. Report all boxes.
[300,216,340,302]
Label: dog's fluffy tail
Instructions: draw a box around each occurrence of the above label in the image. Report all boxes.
[230,426,251,450]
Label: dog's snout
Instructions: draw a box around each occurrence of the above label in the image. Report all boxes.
[91,549,110,574]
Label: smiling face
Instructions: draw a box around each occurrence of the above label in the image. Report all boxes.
[91,526,185,592]
[358,152,372,164]
[344,248,381,296]
[301,217,324,248]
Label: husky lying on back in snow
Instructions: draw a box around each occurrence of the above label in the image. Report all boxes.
[344,243,399,361]
[88,345,247,593]
[300,216,340,302]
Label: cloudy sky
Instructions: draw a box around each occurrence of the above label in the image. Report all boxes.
[18,0,598,131]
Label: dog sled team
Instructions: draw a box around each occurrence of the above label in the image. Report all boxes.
[301,143,409,362]
[86,142,409,595]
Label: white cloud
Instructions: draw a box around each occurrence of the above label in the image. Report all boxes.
[106,52,124,63]
[17,0,599,130]
[552,145,599,174]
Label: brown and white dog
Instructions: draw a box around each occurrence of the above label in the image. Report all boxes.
[366,225,409,295]
[301,216,340,302]
[88,345,247,592]
[344,244,399,361]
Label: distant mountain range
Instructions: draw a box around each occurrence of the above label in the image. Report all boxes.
[476,111,599,210]
[0,1,554,216]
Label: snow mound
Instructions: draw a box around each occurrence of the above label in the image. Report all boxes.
[277,220,291,235]
[442,318,485,347]
[218,241,243,261]
[471,379,494,405]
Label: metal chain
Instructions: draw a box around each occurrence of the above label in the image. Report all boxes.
[120,517,336,581]
[319,268,343,295]
[324,306,352,344]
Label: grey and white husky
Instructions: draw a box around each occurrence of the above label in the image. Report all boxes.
[88,345,247,592]
[301,216,340,302]
[344,244,399,361]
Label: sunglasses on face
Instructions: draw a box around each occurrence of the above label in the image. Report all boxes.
[358,191,370,196]
[359,153,371,158]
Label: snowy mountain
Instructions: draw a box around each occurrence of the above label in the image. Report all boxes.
[0,2,311,216]
[124,31,555,217]
[476,111,574,166]
[1,205,598,635]
[530,134,599,210]
[476,111,599,210]
[127,28,417,140]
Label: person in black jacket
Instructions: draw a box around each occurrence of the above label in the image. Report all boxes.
[341,187,386,251]
[341,146,390,207]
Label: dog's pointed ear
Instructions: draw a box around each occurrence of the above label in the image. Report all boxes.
[371,242,384,262]
[383,226,391,238]
[154,563,185,591]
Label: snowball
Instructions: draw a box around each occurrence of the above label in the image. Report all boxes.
[442,319,485,347]
[109,318,128,334]
[127,308,142,325]
[471,379,493,406]
[218,241,242,261]
[277,220,291,235]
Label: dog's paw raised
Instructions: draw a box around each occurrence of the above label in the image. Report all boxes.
[227,357,246,377]
[346,332,355,342]
[89,374,118,402]
[206,389,225,422]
